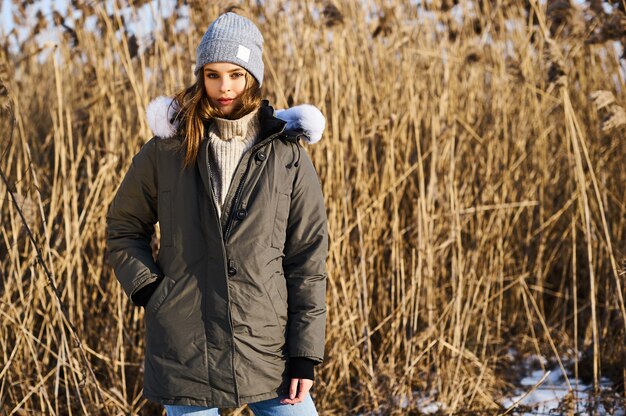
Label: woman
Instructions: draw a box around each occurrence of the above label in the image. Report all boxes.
[106,12,328,416]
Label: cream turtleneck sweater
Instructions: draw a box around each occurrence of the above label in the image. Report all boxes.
[207,108,260,218]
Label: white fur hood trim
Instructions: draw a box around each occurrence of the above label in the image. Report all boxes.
[274,104,325,144]
[146,96,325,144]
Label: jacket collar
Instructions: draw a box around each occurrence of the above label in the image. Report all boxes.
[196,100,289,214]
[257,100,287,141]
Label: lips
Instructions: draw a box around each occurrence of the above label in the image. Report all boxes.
[217,98,234,106]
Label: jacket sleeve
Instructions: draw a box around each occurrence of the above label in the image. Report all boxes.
[106,138,163,306]
[283,147,328,363]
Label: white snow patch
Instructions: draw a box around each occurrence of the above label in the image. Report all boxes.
[417,398,444,414]
[500,353,624,416]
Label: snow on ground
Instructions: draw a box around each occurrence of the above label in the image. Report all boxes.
[358,352,624,415]
[500,354,624,416]
[415,397,444,414]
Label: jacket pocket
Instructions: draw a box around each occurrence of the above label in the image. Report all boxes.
[271,191,290,249]
[263,272,288,330]
[145,276,175,314]
[158,190,172,247]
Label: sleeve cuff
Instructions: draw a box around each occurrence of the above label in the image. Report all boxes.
[288,357,316,380]
[132,278,161,307]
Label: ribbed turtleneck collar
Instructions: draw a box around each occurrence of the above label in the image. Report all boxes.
[211,108,260,141]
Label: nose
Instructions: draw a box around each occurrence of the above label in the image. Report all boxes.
[219,76,231,92]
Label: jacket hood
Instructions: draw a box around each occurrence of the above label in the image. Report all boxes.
[146,96,326,144]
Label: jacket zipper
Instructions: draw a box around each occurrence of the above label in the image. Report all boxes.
[204,130,282,406]
[205,142,241,406]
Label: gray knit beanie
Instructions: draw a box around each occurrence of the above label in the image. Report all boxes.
[194,13,264,86]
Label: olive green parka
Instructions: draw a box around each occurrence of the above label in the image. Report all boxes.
[105,100,328,407]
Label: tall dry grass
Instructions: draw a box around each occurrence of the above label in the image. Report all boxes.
[1,0,625,414]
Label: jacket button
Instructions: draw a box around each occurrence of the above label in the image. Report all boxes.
[255,151,266,162]
[228,266,237,276]
[236,208,247,220]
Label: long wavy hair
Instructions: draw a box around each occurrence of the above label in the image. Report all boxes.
[173,69,262,167]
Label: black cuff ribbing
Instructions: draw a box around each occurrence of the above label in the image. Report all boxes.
[288,357,316,380]
[133,279,161,307]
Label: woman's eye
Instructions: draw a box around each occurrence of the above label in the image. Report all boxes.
[232,72,244,78]
[206,73,218,79]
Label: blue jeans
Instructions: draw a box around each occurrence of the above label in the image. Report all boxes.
[164,393,318,416]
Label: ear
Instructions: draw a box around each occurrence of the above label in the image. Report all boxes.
[275,104,326,144]
[146,96,180,138]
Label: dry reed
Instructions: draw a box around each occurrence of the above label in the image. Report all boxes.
[1,0,625,414]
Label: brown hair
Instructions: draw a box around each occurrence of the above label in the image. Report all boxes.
[173,69,262,167]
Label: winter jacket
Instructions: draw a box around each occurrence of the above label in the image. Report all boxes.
[105,99,328,407]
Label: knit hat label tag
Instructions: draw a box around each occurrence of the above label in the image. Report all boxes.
[237,45,250,62]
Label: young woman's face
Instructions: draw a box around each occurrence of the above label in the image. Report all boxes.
[203,62,247,116]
